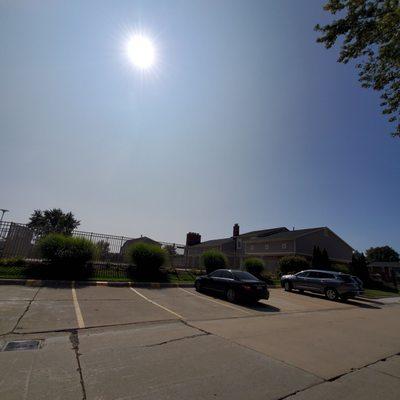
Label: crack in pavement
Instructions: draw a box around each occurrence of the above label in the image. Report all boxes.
[9,286,42,334]
[5,318,180,336]
[275,352,400,400]
[144,332,209,347]
[69,330,87,400]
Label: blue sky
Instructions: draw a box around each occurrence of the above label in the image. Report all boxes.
[0,0,399,253]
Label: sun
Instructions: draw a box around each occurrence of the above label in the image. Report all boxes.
[126,33,156,70]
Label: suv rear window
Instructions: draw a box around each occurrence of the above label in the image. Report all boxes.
[337,275,353,283]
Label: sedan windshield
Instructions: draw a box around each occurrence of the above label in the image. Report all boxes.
[233,271,258,280]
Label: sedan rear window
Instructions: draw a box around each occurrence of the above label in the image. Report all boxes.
[233,271,257,280]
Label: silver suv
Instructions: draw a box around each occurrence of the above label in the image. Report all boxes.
[280,269,361,301]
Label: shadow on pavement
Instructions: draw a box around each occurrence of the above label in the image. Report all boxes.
[293,290,381,309]
[199,289,281,312]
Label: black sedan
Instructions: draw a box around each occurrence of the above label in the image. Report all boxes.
[194,269,269,303]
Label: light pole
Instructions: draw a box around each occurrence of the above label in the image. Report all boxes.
[0,209,9,223]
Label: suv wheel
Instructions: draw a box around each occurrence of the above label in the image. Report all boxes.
[226,288,236,302]
[284,281,292,292]
[325,288,338,301]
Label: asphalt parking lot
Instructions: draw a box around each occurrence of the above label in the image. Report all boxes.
[1,284,400,400]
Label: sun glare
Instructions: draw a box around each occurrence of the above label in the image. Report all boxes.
[126,33,156,70]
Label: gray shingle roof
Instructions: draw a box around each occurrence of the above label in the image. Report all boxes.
[238,227,288,239]
[191,237,233,248]
[263,227,325,240]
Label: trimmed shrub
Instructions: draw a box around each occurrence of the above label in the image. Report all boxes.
[127,242,167,276]
[37,234,95,267]
[0,257,27,268]
[201,250,228,274]
[278,256,310,275]
[244,258,264,276]
[331,263,350,274]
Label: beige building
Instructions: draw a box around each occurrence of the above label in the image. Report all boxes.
[185,224,353,272]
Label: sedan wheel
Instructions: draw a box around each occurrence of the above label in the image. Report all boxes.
[226,288,236,302]
[284,281,292,292]
[325,288,338,301]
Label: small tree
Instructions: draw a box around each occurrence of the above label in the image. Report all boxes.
[321,248,331,269]
[349,251,369,283]
[201,250,227,274]
[28,209,80,236]
[244,258,264,276]
[311,246,322,268]
[366,246,399,263]
[127,242,167,276]
[279,256,310,275]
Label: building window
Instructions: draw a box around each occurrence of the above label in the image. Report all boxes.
[265,243,269,250]
[237,239,242,249]
[282,243,287,249]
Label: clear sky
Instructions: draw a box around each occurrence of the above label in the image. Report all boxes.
[0,0,399,253]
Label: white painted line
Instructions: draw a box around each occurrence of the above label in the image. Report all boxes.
[71,281,85,328]
[179,288,253,315]
[130,287,184,319]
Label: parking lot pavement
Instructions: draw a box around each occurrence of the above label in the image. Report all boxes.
[264,289,357,313]
[191,305,400,379]
[0,285,38,301]
[1,284,400,399]
[0,301,30,335]
[0,332,82,400]
[286,356,400,400]
[132,287,256,320]
[78,321,321,400]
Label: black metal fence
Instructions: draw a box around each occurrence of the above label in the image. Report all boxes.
[0,221,186,267]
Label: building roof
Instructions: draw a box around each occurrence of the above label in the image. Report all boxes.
[238,227,288,239]
[192,237,233,248]
[189,227,325,247]
[122,236,160,247]
[262,227,325,241]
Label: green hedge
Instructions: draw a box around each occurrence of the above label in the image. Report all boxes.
[126,242,167,277]
[37,233,95,267]
[244,258,264,276]
[201,250,228,274]
[278,256,310,275]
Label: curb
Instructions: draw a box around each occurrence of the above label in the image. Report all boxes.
[0,278,194,288]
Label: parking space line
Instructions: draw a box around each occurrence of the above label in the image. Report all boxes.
[71,281,85,328]
[130,288,184,319]
[179,288,253,315]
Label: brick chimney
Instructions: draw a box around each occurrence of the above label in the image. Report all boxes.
[233,223,240,237]
[186,232,201,246]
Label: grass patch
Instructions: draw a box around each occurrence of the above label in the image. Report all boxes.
[362,288,400,299]
[0,263,196,283]
[168,270,196,283]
